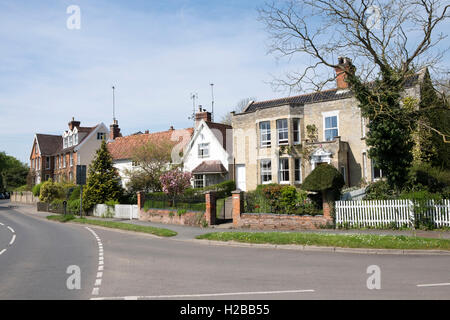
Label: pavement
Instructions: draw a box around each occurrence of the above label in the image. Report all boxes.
[2,200,450,300]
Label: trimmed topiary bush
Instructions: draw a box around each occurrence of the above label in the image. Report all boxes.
[302,164,345,193]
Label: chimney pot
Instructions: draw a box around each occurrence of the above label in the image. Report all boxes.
[335,57,355,89]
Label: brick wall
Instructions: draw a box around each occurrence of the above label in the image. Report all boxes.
[139,208,206,227]
[238,213,332,230]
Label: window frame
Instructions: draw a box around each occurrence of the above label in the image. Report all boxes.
[323,111,339,142]
[278,158,290,184]
[259,121,271,148]
[198,143,210,159]
[46,157,50,169]
[194,174,205,189]
[293,118,301,145]
[276,119,289,145]
[294,158,302,183]
[260,159,272,184]
[97,132,106,140]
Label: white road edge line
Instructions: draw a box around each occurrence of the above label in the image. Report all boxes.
[7,226,15,233]
[0,249,6,255]
[9,234,16,246]
[417,283,450,287]
[91,289,315,300]
[85,227,104,297]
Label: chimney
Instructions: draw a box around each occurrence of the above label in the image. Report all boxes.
[145,130,149,134]
[195,106,212,128]
[68,117,81,131]
[169,126,174,131]
[109,119,122,140]
[334,57,355,89]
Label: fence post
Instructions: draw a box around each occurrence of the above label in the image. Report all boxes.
[232,190,243,227]
[205,191,216,226]
[137,192,145,210]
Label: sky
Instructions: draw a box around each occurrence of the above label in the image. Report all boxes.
[0,0,300,163]
[0,1,448,164]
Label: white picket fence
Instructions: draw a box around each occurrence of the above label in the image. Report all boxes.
[335,199,450,229]
[93,204,139,220]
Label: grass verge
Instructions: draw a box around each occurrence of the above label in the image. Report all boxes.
[47,214,177,237]
[196,232,450,251]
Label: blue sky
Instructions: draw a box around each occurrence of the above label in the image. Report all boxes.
[0,0,299,163]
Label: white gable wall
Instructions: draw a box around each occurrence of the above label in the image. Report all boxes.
[183,122,231,174]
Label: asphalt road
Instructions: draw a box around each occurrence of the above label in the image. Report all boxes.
[1,200,449,300]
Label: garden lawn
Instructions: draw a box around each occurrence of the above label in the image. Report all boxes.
[196,232,450,251]
[47,215,177,237]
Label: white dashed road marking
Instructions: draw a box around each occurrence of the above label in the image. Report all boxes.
[85,227,105,296]
[91,289,316,300]
[417,283,450,287]
[0,221,16,256]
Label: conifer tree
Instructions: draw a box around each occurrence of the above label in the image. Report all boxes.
[83,140,123,211]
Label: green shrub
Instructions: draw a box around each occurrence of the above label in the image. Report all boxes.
[364,180,398,200]
[68,186,81,201]
[32,183,43,197]
[68,199,81,214]
[39,179,64,203]
[279,186,298,214]
[302,164,345,194]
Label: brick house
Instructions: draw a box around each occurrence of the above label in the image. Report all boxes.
[107,122,194,190]
[29,118,109,184]
[231,57,425,191]
[182,108,233,188]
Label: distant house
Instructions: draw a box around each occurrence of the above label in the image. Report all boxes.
[107,123,194,190]
[182,108,233,188]
[29,118,109,184]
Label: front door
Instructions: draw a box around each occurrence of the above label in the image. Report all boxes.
[236,164,246,191]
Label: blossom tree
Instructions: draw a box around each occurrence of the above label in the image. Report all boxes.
[160,169,192,206]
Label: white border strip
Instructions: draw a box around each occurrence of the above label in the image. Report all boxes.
[92,289,315,300]
[417,283,450,287]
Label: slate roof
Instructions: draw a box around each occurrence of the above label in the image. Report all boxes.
[107,128,194,161]
[244,74,420,113]
[35,134,62,156]
[204,121,232,149]
[192,160,227,174]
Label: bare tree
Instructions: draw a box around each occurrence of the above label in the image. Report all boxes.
[259,0,449,141]
[221,97,257,125]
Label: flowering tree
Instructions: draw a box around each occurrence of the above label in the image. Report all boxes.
[160,169,192,206]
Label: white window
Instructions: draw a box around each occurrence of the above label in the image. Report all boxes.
[323,112,339,141]
[37,158,40,170]
[68,135,73,147]
[260,159,272,184]
[279,158,290,183]
[362,152,367,180]
[63,137,68,149]
[69,171,73,182]
[46,157,50,169]
[277,119,289,145]
[70,153,73,167]
[372,159,383,181]
[293,118,301,144]
[97,132,106,140]
[63,154,66,168]
[294,158,302,183]
[259,121,271,147]
[74,134,78,145]
[198,143,210,158]
[361,116,366,138]
[194,174,205,189]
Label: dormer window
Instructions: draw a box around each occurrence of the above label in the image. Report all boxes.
[63,137,68,149]
[68,135,73,147]
[97,132,106,140]
[74,133,78,145]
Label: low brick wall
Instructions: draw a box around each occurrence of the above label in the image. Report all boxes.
[238,213,332,230]
[140,208,206,226]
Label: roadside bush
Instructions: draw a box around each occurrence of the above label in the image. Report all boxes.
[68,199,81,214]
[302,164,345,197]
[364,180,398,200]
[32,183,43,197]
[68,186,81,201]
[39,179,64,203]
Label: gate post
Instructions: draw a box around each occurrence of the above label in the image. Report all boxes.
[205,191,217,226]
[232,190,243,227]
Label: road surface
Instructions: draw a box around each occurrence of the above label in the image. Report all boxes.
[1,200,449,300]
